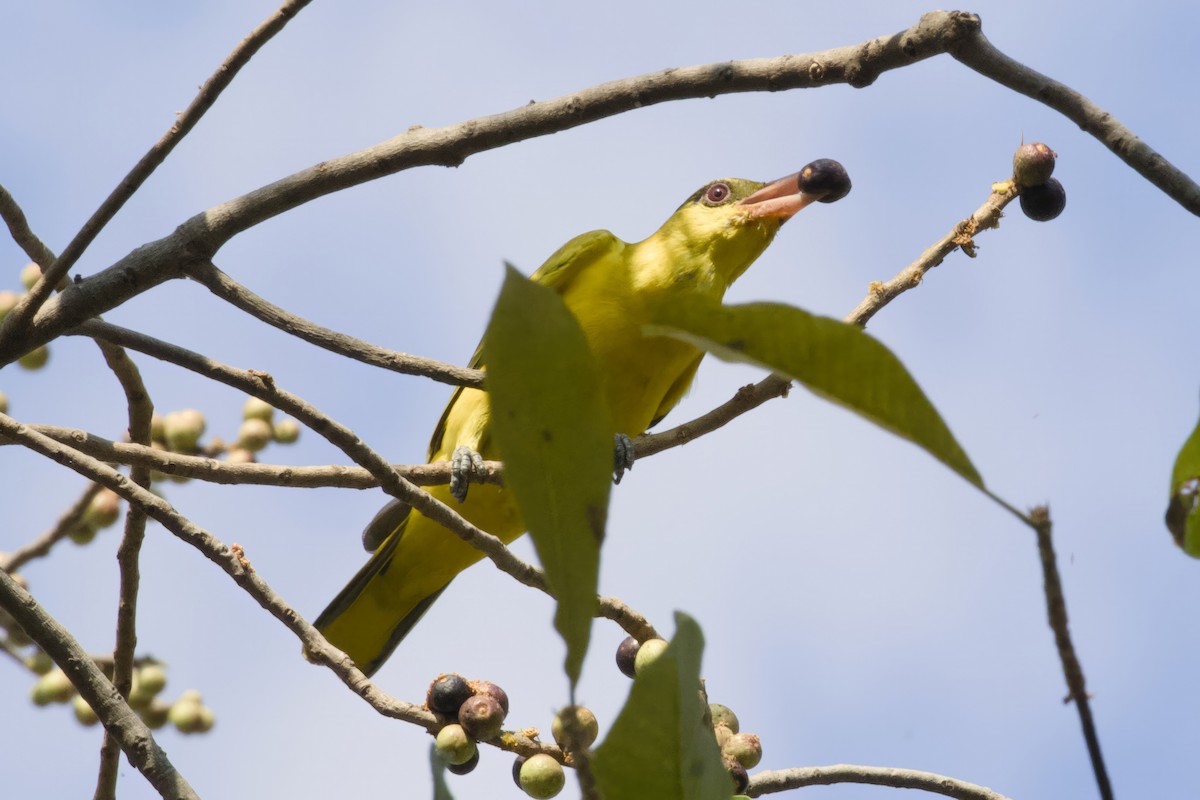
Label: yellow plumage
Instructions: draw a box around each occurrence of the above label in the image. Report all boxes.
[315,173,819,675]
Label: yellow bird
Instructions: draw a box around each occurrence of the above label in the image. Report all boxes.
[315,166,844,675]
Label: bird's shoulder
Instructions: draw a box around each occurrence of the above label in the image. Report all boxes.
[528,229,624,292]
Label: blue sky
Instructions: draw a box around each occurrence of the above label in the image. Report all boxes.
[2,2,1198,798]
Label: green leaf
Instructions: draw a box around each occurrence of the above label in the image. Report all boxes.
[592,613,730,800]
[648,298,984,488]
[429,745,455,800]
[482,265,613,687]
[1167,410,1200,557]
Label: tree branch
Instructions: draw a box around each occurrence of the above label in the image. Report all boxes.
[184,259,485,389]
[0,568,199,800]
[748,764,1012,800]
[0,0,315,354]
[0,481,104,573]
[1028,506,1112,800]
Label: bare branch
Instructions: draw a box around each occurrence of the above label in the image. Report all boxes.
[0,183,57,267]
[0,569,199,800]
[748,764,1012,800]
[0,0,315,353]
[185,259,484,389]
[92,341,154,800]
[1029,506,1113,800]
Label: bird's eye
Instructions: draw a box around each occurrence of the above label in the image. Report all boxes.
[702,182,731,206]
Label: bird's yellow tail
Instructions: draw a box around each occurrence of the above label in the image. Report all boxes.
[314,483,522,676]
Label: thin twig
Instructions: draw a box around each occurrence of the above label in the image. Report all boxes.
[184,260,485,389]
[748,764,1012,800]
[0,424,504,489]
[0,183,57,267]
[1029,506,1113,800]
[0,0,315,354]
[92,341,154,800]
[0,482,104,573]
[0,568,199,800]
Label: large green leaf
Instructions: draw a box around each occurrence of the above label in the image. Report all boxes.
[592,613,730,800]
[648,297,983,488]
[1167,410,1200,557]
[482,265,613,687]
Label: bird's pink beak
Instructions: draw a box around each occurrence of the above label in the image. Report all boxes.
[738,172,819,222]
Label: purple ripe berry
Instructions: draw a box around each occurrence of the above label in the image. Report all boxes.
[797,158,852,203]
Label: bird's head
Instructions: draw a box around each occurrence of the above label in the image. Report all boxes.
[654,168,842,288]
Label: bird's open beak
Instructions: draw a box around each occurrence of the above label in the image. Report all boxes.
[738,172,819,222]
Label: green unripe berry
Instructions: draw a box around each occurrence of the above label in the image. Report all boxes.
[141,698,171,730]
[435,723,478,766]
[67,524,98,545]
[518,753,566,799]
[26,650,53,676]
[195,705,215,733]
[272,418,301,444]
[31,669,75,706]
[0,389,7,414]
[17,345,49,370]
[163,409,206,453]
[0,289,19,320]
[150,413,166,443]
[236,418,273,452]
[136,664,168,696]
[709,703,739,734]
[73,695,100,726]
[551,704,599,751]
[713,722,734,749]
[633,637,668,675]
[242,396,275,423]
[82,489,122,530]
[19,262,42,291]
[723,732,762,769]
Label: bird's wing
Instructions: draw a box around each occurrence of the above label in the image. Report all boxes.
[426,230,621,459]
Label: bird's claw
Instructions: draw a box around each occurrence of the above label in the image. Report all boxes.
[450,446,485,503]
[612,433,636,485]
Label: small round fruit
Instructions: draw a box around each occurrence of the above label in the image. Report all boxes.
[19,262,42,291]
[236,418,273,452]
[0,289,19,320]
[141,698,171,730]
[472,680,509,716]
[713,722,734,749]
[551,705,599,751]
[150,413,166,443]
[272,418,301,444]
[0,389,8,414]
[17,345,49,370]
[168,698,204,733]
[68,524,98,545]
[1012,142,1056,188]
[709,704,739,733]
[511,756,527,789]
[195,705,215,733]
[518,753,566,799]
[724,754,750,794]
[1019,178,1067,222]
[723,732,762,769]
[242,396,275,423]
[137,664,167,696]
[615,635,639,678]
[797,158,852,203]
[73,695,100,726]
[446,748,480,775]
[83,489,122,530]
[458,694,505,741]
[163,409,206,453]
[26,650,53,676]
[31,669,75,706]
[633,638,668,675]
[427,673,473,718]
[435,723,478,766]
